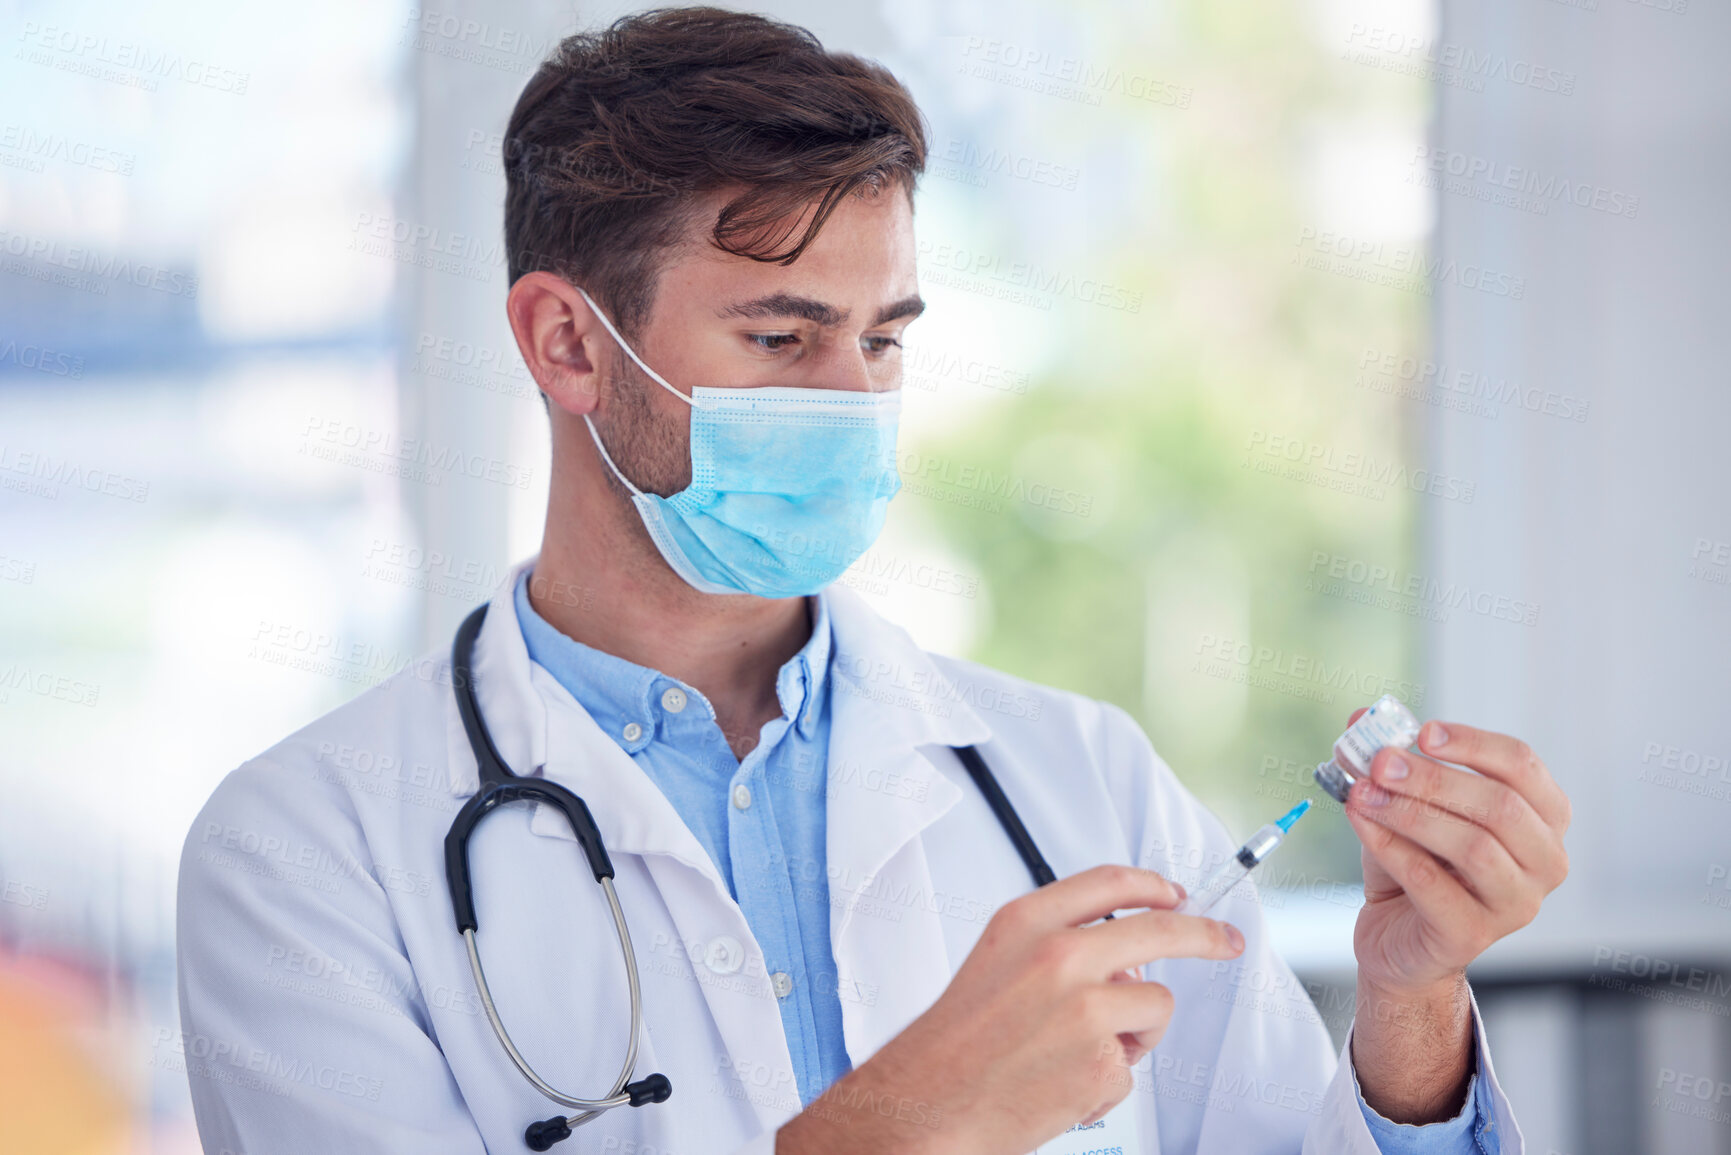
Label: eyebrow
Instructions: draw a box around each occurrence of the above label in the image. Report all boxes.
[716,292,926,328]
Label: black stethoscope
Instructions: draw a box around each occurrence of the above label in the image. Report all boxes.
[445,602,1060,1150]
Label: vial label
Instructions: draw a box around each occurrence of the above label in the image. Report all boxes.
[1335,696,1420,774]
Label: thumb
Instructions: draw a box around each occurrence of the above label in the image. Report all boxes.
[1108,966,1157,1058]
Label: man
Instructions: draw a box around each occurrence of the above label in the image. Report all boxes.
[177,8,1570,1153]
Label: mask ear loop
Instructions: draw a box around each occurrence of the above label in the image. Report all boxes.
[577,412,639,497]
[573,285,705,498]
[575,286,708,410]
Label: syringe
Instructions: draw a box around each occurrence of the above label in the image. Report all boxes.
[1174,800,1311,917]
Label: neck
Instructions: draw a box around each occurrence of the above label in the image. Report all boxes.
[529,444,813,757]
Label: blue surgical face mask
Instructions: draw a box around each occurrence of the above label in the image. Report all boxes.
[575,287,903,599]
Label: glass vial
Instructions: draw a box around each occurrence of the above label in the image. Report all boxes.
[1313,694,1421,804]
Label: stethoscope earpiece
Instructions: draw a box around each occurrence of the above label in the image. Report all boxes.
[626,1073,673,1105]
[524,1115,571,1150]
[522,1075,672,1149]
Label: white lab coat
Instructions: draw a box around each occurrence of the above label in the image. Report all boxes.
[177,558,1522,1154]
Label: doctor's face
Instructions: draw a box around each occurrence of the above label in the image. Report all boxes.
[593,184,922,497]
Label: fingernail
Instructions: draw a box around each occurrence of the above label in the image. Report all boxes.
[1426,722,1450,747]
[1225,924,1245,953]
[1357,781,1392,807]
[1383,751,1409,780]
[1173,881,1187,902]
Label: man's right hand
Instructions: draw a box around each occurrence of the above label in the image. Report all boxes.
[775,864,1247,1155]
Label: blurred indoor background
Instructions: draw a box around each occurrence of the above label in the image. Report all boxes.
[1,0,1726,1151]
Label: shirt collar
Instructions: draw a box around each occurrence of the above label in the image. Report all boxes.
[786,590,831,741]
[514,569,831,748]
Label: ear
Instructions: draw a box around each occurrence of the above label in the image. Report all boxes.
[506,271,606,417]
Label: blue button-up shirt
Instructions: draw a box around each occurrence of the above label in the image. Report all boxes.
[515,571,850,1106]
[1356,1056,1499,1154]
[516,568,1492,1149]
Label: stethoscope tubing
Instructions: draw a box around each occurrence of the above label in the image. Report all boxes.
[448,605,663,1145]
[445,599,1059,1147]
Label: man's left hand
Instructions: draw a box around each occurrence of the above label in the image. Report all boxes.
[1348,718,1571,994]
[1344,717,1571,1122]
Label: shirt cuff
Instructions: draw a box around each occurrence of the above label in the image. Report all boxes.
[1352,1036,1501,1155]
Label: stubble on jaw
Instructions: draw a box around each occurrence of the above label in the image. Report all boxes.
[590,343,692,498]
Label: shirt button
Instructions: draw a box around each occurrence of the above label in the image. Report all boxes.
[661,687,687,713]
[704,936,744,975]
[622,722,643,742]
[731,783,752,810]
[771,971,793,999]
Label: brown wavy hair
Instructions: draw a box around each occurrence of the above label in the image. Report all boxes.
[503,6,929,338]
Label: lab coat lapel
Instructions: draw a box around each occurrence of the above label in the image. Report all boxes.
[823,585,993,1065]
[444,557,726,882]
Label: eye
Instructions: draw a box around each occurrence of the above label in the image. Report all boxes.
[863,335,903,355]
[747,333,800,351]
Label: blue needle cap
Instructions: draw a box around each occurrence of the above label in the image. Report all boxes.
[1275,799,1311,833]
